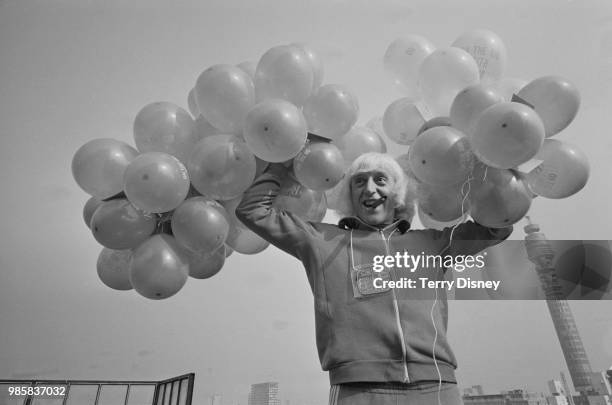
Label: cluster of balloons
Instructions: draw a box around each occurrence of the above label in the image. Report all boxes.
[382,29,589,229]
[72,31,591,300]
[73,42,386,300]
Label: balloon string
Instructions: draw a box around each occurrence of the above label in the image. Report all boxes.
[431,285,443,405]
[433,168,476,405]
[443,170,474,253]
[154,214,163,234]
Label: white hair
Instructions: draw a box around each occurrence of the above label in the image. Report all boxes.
[328,152,416,222]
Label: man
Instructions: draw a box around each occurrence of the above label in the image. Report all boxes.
[236,152,511,404]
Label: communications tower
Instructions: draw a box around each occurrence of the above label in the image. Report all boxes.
[523,217,595,395]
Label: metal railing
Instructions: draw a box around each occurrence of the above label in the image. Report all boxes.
[0,373,194,405]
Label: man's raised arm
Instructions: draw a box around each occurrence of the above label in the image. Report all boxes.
[235,163,320,259]
[437,220,513,256]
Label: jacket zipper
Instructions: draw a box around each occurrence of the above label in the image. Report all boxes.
[379,229,410,383]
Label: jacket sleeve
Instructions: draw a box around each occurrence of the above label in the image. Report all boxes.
[235,164,320,260]
[437,221,513,257]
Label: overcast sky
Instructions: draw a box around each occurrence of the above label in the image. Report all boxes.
[1,1,612,404]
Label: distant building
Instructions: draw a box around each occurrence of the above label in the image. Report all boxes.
[524,222,597,394]
[572,395,611,405]
[505,389,548,405]
[464,388,548,405]
[561,372,576,405]
[248,382,280,405]
[209,394,223,405]
[464,385,485,396]
[550,380,567,396]
[548,396,570,405]
[548,379,570,405]
[590,372,612,396]
[463,393,506,405]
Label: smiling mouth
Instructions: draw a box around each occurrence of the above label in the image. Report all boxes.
[362,196,387,209]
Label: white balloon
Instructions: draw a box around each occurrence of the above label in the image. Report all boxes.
[236,61,256,80]
[408,126,473,186]
[254,44,314,106]
[195,64,255,134]
[365,116,385,139]
[382,98,427,145]
[303,84,359,140]
[383,35,436,97]
[129,235,189,300]
[292,42,324,91]
[470,102,545,169]
[188,246,226,279]
[418,206,465,231]
[243,99,308,162]
[72,138,138,199]
[524,139,590,199]
[97,248,133,291]
[335,126,387,164]
[187,88,199,117]
[418,183,468,222]
[188,135,257,200]
[417,47,480,117]
[517,76,581,137]
[452,29,508,83]
[450,84,504,135]
[191,114,220,141]
[133,102,197,166]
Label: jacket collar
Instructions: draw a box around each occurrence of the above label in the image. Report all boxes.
[337,216,410,234]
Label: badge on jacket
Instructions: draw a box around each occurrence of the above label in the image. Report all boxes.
[350,263,392,298]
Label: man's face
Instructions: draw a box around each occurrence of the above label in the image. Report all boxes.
[350,170,395,226]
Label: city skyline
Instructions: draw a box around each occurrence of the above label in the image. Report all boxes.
[206,368,612,405]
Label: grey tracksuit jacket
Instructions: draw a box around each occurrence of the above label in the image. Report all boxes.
[236,165,512,385]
